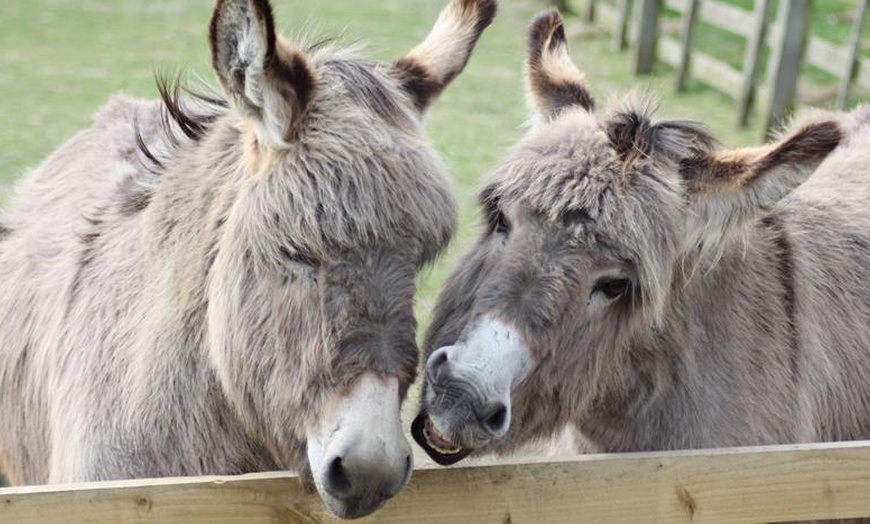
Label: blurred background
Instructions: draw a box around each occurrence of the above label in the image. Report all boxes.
[0,0,866,331]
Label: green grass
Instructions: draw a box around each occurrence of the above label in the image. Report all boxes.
[0,0,855,330]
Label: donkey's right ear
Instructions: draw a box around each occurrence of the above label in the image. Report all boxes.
[526,10,595,121]
[210,0,316,147]
[392,0,497,113]
[681,120,842,255]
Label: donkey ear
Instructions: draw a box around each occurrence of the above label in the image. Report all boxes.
[682,120,842,253]
[526,10,594,121]
[210,0,316,147]
[392,0,497,112]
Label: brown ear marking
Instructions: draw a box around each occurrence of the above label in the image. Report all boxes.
[268,45,317,139]
[458,0,499,40]
[209,0,317,143]
[392,58,445,112]
[393,0,498,112]
[682,121,843,194]
[526,9,595,119]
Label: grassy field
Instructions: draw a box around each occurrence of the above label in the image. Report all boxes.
[0,0,863,328]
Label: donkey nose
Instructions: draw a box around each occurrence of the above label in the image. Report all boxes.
[478,401,510,438]
[426,347,451,384]
[323,450,413,502]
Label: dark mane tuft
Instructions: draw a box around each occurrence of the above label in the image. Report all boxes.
[606,103,717,168]
[136,73,227,173]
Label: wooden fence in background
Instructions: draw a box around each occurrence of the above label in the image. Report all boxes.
[3,441,870,522]
[574,0,869,137]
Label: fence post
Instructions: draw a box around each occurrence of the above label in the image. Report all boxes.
[736,0,773,127]
[836,0,868,109]
[675,0,700,91]
[633,0,660,74]
[762,0,810,139]
[612,0,633,51]
[583,0,595,22]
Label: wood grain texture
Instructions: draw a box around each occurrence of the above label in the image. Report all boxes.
[3,441,870,523]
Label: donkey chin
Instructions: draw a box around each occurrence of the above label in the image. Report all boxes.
[306,374,413,519]
[413,317,531,465]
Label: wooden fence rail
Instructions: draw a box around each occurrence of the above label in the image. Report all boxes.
[580,0,869,137]
[3,440,870,522]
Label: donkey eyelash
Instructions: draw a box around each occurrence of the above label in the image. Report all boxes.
[279,245,319,268]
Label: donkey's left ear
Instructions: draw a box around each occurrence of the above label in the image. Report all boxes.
[210,0,316,147]
[392,0,497,112]
[681,120,842,252]
[526,10,595,121]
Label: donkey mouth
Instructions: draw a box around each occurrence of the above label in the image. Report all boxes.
[411,411,473,466]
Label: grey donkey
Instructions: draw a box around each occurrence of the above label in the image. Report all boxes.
[413,10,870,468]
[0,0,497,518]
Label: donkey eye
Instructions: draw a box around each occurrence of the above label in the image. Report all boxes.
[592,278,631,301]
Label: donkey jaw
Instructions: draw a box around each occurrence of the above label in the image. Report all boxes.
[411,410,474,466]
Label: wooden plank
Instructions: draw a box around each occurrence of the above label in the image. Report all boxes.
[674,0,700,91]
[659,36,743,99]
[762,0,810,139]
[3,441,870,523]
[737,0,773,127]
[767,24,863,82]
[688,51,744,99]
[837,0,868,108]
[665,0,754,38]
[659,32,682,66]
[633,0,660,74]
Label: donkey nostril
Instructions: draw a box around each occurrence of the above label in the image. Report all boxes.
[326,456,352,497]
[482,403,508,436]
[426,349,450,382]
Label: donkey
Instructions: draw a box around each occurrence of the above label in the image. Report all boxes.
[412,9,870,466]
[0,0,496,518]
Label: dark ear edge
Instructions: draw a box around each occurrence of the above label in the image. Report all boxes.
[681,120,842,195]
[680,120,843,261]
[209,0,316,144]
[393,0,498,112]
[209,0,277,98]
[526,9,595,120]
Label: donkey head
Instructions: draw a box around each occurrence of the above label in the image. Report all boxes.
[204,0,495,517]
[413,10,841,465]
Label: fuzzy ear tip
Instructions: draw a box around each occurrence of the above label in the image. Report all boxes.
[792,120,844,158]
[816,120,844,150]
[528,9,566,61]
[469,0,499,29]
[452,0,498,34]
